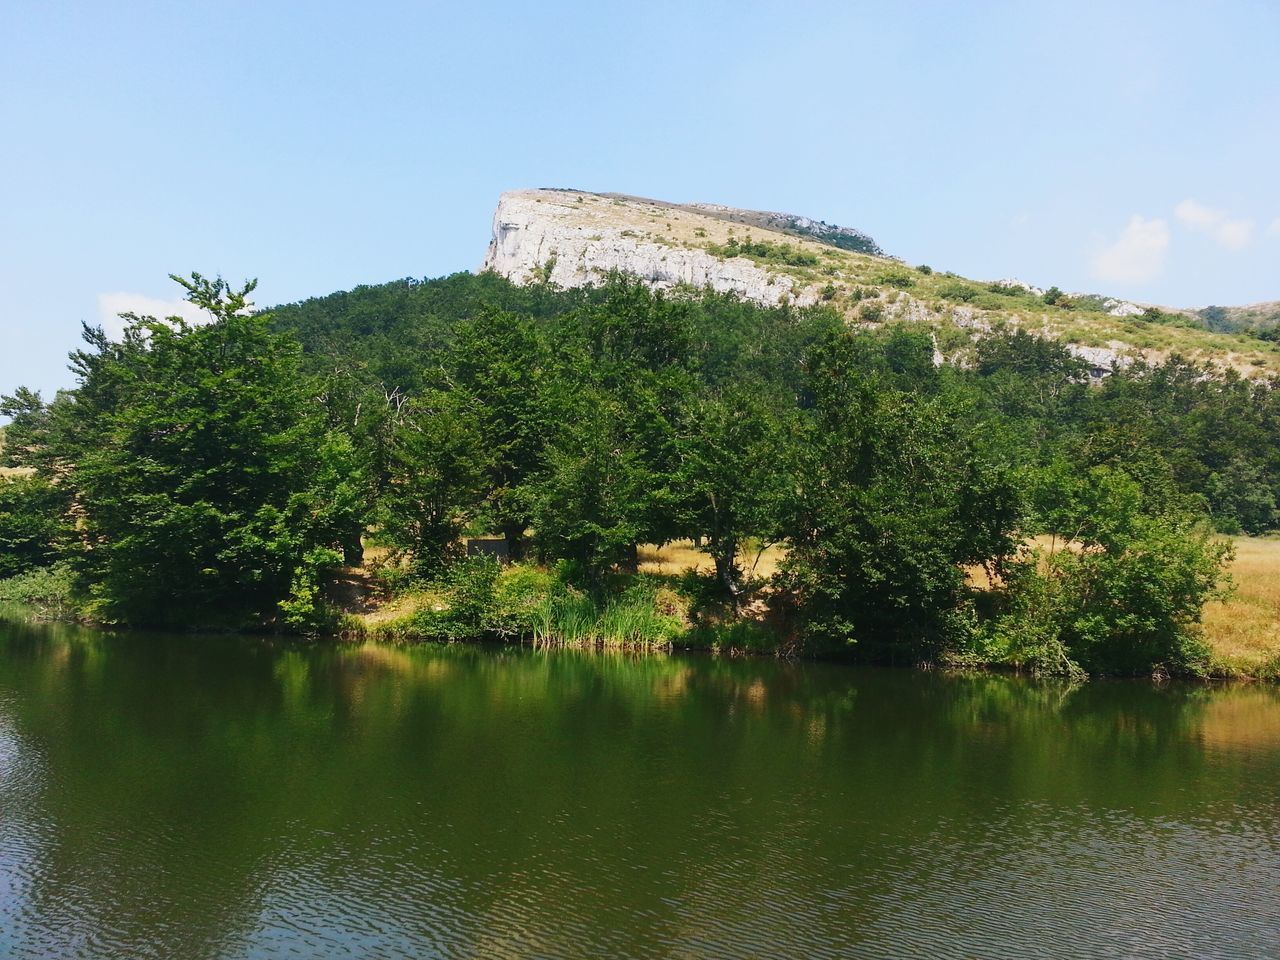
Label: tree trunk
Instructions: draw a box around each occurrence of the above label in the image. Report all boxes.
[713,538,740,605]
[502,524,526,563]
[620,542,640,574]
[342,530,365,566]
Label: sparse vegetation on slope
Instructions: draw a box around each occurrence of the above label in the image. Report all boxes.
[487,190,1280,377]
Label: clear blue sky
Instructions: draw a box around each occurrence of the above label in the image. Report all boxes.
[3,0,1279,397]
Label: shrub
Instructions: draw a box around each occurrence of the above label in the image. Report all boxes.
[1042,286,1073,308]
[938,282,978,303]
[278,547,344,634]
[986,467,1230,676]
[489,562,557,638]
[0,561,80,619]
[713,237,819,267]
[875,271,916,289]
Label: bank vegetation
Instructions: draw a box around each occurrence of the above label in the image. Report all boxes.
[3,271,1279,679]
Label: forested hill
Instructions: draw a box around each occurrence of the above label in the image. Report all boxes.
[269,271,1280,542]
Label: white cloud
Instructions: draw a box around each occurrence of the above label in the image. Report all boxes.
[1268,218,1280,238]
[1091,215,1170,285]
[1174,199,1255,251]
[95,292,213,341]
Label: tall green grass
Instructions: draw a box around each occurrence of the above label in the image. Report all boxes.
[530,586,684,648]
[365,561,688,649]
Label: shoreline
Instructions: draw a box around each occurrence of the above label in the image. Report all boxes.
[4,600,1276,685]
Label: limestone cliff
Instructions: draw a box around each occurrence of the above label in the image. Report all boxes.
[481,189,861,308]
[479,188,1280,378]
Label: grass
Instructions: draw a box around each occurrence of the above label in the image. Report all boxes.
[1203,536,1280,678]
[348,540,790,652]
[529,586,686,648]
[637,539,787,579]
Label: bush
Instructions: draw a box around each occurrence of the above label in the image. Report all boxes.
[405,555,501,641]
[278,547,344,634]
[938,282,979,303]
[875,271,916,289]
[712,237,818,267]
[986,467,1230,675]
[0,561,80,619]
[489,563,558,638]
[1042,286,1073,308]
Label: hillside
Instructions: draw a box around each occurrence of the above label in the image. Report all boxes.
[482,188,1280,376]
[1198,300,1280,338]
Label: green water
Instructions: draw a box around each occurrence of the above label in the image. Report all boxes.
[1,617,1278,959]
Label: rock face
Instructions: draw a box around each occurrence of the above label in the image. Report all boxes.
[1065,343,1132,379]
[478,187,1280,380]
[482,189,865,308]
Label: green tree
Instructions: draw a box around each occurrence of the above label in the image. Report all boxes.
[447,307,551,558]
[781,333,1021,656]
[0,475,69,579]
[379,389,491,573]
[62,273,362,626]
[677,383,794,599]
[0,387,76,474]
[532,388,649,584]
[1207,457,1278,534]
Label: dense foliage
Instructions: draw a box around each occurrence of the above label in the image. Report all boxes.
[2,275,362,626]
[0,475,67,579]
[3,268,1271,675]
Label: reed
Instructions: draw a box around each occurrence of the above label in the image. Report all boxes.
[532,587,684,649]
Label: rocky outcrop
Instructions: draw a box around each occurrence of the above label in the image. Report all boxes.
[477,187,1278,380]
[1065,343,1133,378]
[482,189,824,307]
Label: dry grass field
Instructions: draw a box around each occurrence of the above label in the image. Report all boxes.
[1204,536,1280,676]
[637,540,787,580]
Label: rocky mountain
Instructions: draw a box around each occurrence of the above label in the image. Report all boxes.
[481,189,1280,377]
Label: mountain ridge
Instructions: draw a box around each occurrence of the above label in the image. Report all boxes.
[480,188,1280,377]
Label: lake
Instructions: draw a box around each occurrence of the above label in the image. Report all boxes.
[1,616,1278,958]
